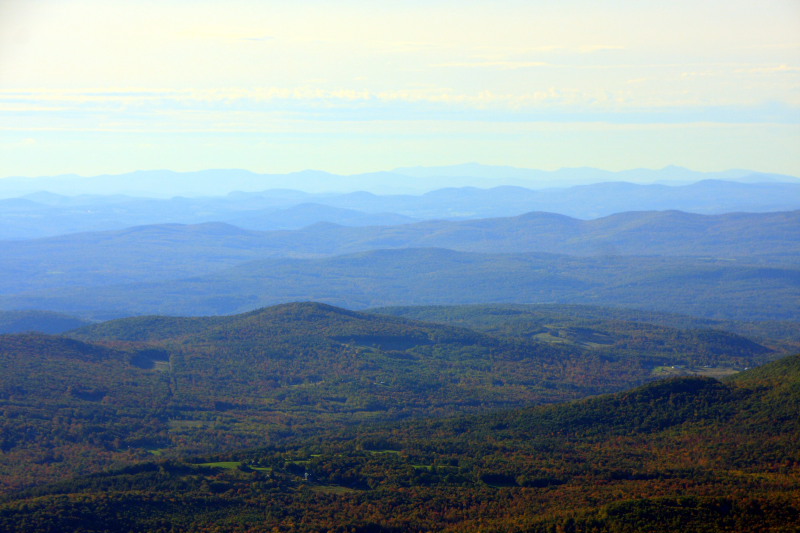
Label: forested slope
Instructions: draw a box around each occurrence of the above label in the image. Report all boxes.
[372,303,800,365]
[0,302,779,493]
[2,353,798,531]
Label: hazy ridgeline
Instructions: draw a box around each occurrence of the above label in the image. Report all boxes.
[0,192,798,320]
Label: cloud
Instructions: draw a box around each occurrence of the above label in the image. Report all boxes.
[433,61,551,70]
[737,64,800,74]
[2,86,799,136]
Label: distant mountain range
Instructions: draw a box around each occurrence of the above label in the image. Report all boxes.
[1,209,797,320]
[1,164,797,199]
[393,162,799,186]
[1,179,799,239]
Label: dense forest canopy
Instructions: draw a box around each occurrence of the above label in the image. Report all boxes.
[2,350,798,531]
[0,301,790,495]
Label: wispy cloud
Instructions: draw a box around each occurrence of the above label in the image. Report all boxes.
[2,86,798,136]
[433,61,551,70]
[737,64,800,74]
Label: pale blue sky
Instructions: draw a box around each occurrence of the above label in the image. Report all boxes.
[1,0,799,178]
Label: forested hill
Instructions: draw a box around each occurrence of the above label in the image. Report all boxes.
[3,353,798,532]
[370,303,800,353]
[0,302,780,493]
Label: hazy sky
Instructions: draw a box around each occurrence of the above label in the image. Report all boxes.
[1,0,799,177]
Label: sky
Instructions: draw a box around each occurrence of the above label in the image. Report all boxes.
[1,0,799,178]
